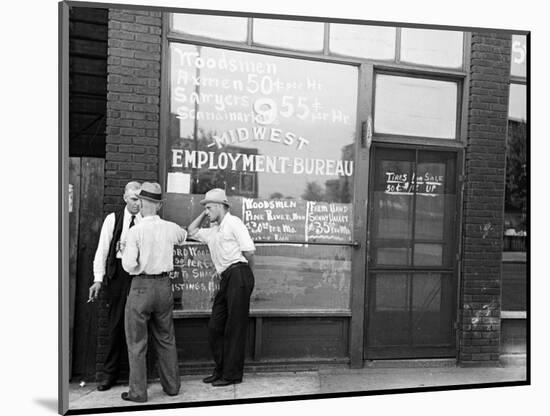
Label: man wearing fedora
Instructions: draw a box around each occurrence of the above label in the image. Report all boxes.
[188,188,255,387]
[121,182,187,403]
[89,181,142,391]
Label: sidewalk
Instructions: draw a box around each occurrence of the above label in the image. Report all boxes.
[68,362,527,411]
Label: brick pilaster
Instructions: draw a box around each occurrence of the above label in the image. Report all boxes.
[459,32,511,366]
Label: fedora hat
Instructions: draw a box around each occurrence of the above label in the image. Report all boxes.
[137,182,163,202]
[200,188,230,206]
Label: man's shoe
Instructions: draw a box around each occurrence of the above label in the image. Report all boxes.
[121,392,147,403]
[202,374,221,383]
[97,380,115,391]
[211,378,242,387]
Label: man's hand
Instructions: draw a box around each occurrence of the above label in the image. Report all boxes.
[88,282,102,302]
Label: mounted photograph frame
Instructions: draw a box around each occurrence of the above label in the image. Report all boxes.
[58,0,530,414]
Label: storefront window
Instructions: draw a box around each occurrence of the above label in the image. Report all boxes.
[374,74,458,139]
[400,28,463,69]
[171,13,248,42]
[510,35,527,78]
[329,24,396,60]
[166,43,358,310]
[252,19,324,52]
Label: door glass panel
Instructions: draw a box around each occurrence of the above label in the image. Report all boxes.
[411,273,453,345]
[370,148,457,267]
[371,149,414,266]
[367,272,454,349]
[376,247,410,266]
[374,74,458,139]
[369,273,409,346]
[414,243,443,266]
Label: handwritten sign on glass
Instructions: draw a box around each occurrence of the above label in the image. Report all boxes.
[241,197,352,243]
[384,171,444,196]
[171,244,220,310]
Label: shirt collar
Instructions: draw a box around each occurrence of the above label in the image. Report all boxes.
[124,207,141,219]
[141,215,159,221]
[218,212,230,229]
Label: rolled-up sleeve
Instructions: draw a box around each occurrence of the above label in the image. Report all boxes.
[92,213,115,283]
[173,225,188,245]
[190,227,213,244]
[122,228,139,274]
[231,217,255,252]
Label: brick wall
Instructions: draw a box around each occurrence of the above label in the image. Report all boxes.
[96,8,162,378]
[459,33,511,366]
[103,8,162,214]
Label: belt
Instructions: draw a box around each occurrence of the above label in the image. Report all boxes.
[221,262,247,277]
[134,272,169,279]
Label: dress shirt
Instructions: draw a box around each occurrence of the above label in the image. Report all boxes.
[122,215,188,275]
[93,208,142,283]
[189,213,255,274]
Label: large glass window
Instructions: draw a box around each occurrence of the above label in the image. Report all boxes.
[374,74,458,139]
[166,43,358,311]
[329,24,396,60]
[252,19,324,52]
[400,28,463,69]
[171,13,248,42]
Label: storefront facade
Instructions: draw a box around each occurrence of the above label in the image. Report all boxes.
[91,7,527,376]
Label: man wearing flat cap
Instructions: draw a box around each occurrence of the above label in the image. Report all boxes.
[121,182,187,403]
[188,188,255,387]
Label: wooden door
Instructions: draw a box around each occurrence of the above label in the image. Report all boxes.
[69,157,104,380]
[364,146,459,359]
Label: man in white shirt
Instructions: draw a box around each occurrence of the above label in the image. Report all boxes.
[188,188,255,387]
[89,181,141,391]
[121,182,187,403]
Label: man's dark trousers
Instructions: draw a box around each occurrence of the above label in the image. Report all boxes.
[208,263,255,381]
[102,260,132,383]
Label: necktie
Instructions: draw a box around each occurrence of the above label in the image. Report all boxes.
[129,215,136,228]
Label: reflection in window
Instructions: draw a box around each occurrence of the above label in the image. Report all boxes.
[400,28,463,69]
[510,35,527,78]
[168,43,357,204]
[504,83,527,241]
[329,24,396,60]
[171,13,248,42]
[252,244,351,310]
[374,74,458,139]
[252,19,324,52]
[167,43,357,244]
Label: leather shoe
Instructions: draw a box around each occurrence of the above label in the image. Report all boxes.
[121,392,147,403]
[202,374,221,383]
[97,380,115,391]
[211,378,242,387]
